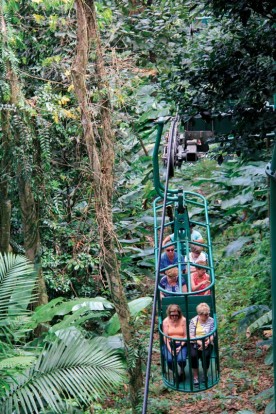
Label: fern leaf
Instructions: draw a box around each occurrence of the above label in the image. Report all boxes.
[0,253,37,319]
[0,334,125,413]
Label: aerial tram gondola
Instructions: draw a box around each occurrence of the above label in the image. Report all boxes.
[142,116,220,413]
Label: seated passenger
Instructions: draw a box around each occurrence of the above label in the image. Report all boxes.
[159,267,187,299]
[191,261,210,295]
[162,304,187,380]
[160,245,186,274]
[186,244,208,273]
[163,224,204,246]
[189,302,214,386]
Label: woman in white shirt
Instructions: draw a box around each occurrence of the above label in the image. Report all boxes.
[186,244,208,273]
[189,303,214,386]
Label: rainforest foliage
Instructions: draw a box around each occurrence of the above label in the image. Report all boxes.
[0,0,275,413]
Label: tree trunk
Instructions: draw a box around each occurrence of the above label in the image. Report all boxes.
[71,1,143,411]
[1,8,48,306]
[0,8,12,254]
[0,110,12,253]
[17,170,48,306]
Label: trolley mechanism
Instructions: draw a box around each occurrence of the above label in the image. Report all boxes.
[143,117,220,413]
[162,119,212,177]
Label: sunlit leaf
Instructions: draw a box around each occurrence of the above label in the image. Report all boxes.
[105,297,152,335]
[221,193,253,209]
[225,237,251,256]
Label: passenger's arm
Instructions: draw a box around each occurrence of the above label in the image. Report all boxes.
[191,274,207,292]
[163,320,172,353]
[181,318,187,346]
[189,318,195,339]
[190,274,198,291]
[162,235,171,246]
[205,319,215,346]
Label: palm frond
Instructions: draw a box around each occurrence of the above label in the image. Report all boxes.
[0,334,125,414]
[0,253,37,319]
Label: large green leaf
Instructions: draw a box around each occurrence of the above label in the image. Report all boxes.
[225,236,252,256]
[265,399,275,414]
[71,297,113,312]
[105,297,152,335]
[255,386,274,399]
[0,253,37,319]
[228,177,253,186]
[31,297,113,327]
[221,193,253,209]
[247,310,272,335]
[236,411,255,414]
[0,334,125,413]
[265,350,273,366]
[49,307,109,333]
[0,356,36,370]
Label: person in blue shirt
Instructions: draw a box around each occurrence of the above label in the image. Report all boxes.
[163,225,204,246]
[159,267,187,299]
[160,245,186,274]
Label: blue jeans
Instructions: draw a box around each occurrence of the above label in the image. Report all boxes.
[163,344,187,369]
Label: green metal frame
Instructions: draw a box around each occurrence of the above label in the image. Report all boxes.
[153,193,220,392]
[153,119,219,392]
[159,317,219,392]
[152,118,178,199]
[148,102,276,404]
[150,118,220,394]
[266,145,276,411]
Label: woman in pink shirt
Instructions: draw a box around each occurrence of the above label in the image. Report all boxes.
[191,261,210,295]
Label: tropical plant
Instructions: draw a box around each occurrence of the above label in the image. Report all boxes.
[0,252,127,413]
[232,305,271,334]
[231,305,274,413]
[0,253,37,320]
[0,333,125,414]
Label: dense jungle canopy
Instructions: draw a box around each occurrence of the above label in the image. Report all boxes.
[0,0,275,413]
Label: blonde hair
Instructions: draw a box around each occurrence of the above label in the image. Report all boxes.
[196,302,210,314]
[165,267,178,278]
[195,260,207,268]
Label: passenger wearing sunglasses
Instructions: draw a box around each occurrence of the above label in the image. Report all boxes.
[162,304,187,379]
[189,303,214,386]
[160,246,186,275]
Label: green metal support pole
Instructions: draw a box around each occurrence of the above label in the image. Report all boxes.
[152,120,166,198]
[173,190,191,256]
[152,118,178,199]
[267,144,276,412]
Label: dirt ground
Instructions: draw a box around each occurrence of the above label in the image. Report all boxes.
[148,336,273,414]
[101,325,273,414]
